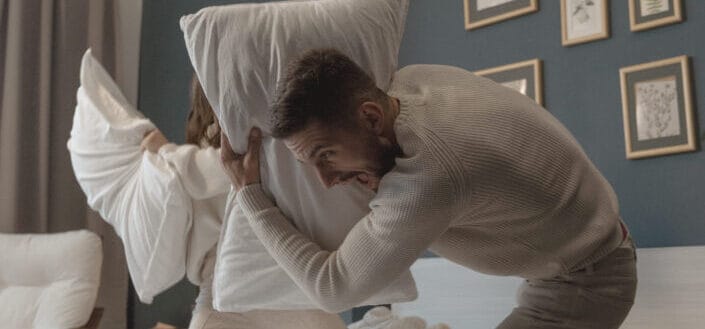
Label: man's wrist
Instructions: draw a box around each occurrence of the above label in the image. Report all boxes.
[236,183,275,214]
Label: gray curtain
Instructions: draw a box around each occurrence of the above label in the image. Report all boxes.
[0,0,136,328]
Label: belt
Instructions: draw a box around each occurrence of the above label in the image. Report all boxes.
[620,221,628,241]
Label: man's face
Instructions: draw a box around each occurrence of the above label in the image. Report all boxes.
[284,120,396,192]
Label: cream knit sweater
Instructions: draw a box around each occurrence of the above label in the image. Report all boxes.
[236,64,624,312]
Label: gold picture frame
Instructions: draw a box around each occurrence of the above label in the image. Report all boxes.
[619,56,697,159]
[561,0,610,47]
[475,58,543,106]
[464,0,538,30]
[629,0,683,32]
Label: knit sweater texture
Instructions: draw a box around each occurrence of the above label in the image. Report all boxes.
[236,64,624,312]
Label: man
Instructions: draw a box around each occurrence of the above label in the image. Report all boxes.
[220,48,637,328]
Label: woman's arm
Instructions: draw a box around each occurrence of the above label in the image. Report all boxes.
[141,129,169,153]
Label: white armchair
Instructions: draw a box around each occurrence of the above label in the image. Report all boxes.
[0,230,103,329]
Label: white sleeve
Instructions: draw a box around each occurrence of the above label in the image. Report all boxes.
[159,144,230,200]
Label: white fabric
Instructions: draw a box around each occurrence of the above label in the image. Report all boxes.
[180,0,408,151]
[349,307,450,329]
[620,246,705,329]
[180,0,417,312]
[0,230,102,329]
[396,247,705,329]
[68,50,194,303]
[392,257,524,329]
[69,49,409,312]
[156,144,229,286]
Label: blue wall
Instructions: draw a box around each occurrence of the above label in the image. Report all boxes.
[399,0,704,248]
[138,0,256,144]
[136,0,705,327]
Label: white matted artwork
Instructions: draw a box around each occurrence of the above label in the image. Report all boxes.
[561,0,609,46]
[629,0,683,31]
[464,0,538,30]
[640,0,670,16]
[476,0,515,11]
[501,79,528,95]
[634,76,681,141]
[619,55,697,159]
[475,58,543,106]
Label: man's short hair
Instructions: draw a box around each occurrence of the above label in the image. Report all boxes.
[271,48,385,139]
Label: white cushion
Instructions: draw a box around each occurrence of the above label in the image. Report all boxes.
[67,50,192,303]
[0,230,102,329]
[180,0,417,311]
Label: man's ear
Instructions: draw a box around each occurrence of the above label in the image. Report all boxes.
[358,101,385,135]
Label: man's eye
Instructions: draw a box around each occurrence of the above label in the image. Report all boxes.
[320,151,333,160]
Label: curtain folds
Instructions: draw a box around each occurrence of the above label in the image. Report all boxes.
[0,1,142,328]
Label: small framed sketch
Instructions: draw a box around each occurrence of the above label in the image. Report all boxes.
[475,59,543,106]
[619,56,697,159]
[561,0,610,46]
[464,0,538,30]
[629,0,683,32]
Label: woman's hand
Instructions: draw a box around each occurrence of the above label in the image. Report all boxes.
[141,129,168,153]
[220,127,262,191]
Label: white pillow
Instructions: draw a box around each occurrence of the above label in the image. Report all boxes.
[180,0,416,312]
[0,230,102,329]
[180,0,408,151]
[67,50,192,303]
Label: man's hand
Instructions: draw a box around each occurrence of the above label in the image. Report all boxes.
[220,127,262,191]
[141,129,168,153]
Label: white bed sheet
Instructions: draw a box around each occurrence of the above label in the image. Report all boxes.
[392,258,522,328]
[393,246,705,328]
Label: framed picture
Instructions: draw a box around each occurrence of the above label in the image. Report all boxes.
[619,56,697,159]
[463,0,538,30]
[475,59,543,105]
[628,0,683,32]
[560,0,610,46]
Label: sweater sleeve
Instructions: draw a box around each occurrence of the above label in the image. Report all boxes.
[235,172,455,312]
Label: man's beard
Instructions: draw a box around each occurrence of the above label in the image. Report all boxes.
[363,131,401,182]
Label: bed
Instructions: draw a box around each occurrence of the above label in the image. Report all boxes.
[393,245,705,328]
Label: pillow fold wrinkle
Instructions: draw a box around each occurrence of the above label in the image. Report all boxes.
[68,50,192,303]
[181,0,417,312]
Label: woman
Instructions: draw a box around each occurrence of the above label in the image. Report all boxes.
[140,77,348,329]
[69,50,346,328]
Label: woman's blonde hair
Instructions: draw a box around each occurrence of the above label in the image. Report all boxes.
[186,74,221,148]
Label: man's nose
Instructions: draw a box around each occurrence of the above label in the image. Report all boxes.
[315,165,339,189]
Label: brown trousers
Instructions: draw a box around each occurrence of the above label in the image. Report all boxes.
[497,237,638,329]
